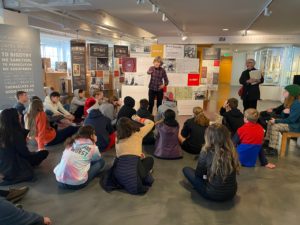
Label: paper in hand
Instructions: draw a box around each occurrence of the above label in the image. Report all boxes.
[249,70,262,80]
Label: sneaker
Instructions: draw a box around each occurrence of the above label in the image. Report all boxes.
[6,186,29,203]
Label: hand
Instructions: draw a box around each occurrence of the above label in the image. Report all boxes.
[267,108,273,113]
[159,84,165,90]
[44,217,52,225]
[283,108,290,114]
[246,78,256,84]
[65,114,75,121]
[222,100,228,109]
[270,118,276,124]
[131,115,141,121]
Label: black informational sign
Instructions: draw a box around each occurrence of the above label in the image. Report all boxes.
[0,24,44,108]
[114,45,129,58]
[90,44,109,58]
[71,39,87,91]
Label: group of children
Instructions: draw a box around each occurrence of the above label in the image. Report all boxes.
[1,83,300,225]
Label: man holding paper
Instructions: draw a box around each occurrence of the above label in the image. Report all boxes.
[239,59,264,110]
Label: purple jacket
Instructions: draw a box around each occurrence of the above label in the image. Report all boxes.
[154,123,182,159]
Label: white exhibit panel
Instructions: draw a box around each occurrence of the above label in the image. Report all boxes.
[177,100,204,115]
[260,85,283,101]
[121,85,149,110]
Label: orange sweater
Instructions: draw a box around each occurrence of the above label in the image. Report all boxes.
[35,112,56,150]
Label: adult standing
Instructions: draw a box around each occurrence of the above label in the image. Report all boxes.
[239,59,264,110]
[147,57,169,113]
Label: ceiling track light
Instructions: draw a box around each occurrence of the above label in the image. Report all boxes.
[264,7,272,16]
[162,13,168,22]
[136,0,145,5]
[181,34,187,41]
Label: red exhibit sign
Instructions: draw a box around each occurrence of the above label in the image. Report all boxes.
[214,60,220,67]
[187,73,200,86]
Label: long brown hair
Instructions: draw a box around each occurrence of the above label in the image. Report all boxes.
[116,117,140,142]
[202,123,239,181]
[193,107,209,126]
[284,95,295,108]
[26,99,44,132]
[65,125,96,147]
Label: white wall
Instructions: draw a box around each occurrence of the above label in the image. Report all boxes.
[231,52,246,86]
[0,8,28,26]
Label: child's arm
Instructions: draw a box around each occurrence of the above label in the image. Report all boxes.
[91,145,102,162]
[132,115,154,138]
[181,120,190,138]
[232,132,241,146]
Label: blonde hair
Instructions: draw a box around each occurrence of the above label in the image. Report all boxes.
[202,123,239,181]
[244,108,259,123]
[193,107,209,126]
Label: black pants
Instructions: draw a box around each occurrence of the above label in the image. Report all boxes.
[138,157,154,179]
[73,106,84,119]
[47,126,78,146]
[24,151,49,167]
[243,100,257,111]
[148,89,163,114]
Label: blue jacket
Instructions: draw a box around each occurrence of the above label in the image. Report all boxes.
[84,109,114,151]
[0,199,44,225]
[275,100,300,132]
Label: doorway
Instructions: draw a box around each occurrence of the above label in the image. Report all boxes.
[219,56,233,84]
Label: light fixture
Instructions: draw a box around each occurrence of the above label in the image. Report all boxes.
[97,25,112,32]
[264,7,272,16]
[181,34,187,41]
[162,13,168,22]
[136,0,145,5]
[222,28,229,31]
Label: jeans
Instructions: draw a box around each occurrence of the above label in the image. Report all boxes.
[47,126,78,146]
[58,159,105,190]
[182,167,207,197]
[148,89,163,113]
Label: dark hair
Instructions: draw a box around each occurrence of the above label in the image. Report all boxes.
[0,108,22,147]
[30,96,41,102]
[16,91,27,100]
[78,89,84,94]
[139,99,149,109]
[227,98,238,109]
[116,117,140,141]
[65,125,96,147]
[203,123,239,181]
[163,109,179,127]
[50,91,60,98]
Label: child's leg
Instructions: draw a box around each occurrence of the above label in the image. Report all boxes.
[258,148,276,169]
[88,159,105,182]
[138,157,154,186]
[269,123,289,149]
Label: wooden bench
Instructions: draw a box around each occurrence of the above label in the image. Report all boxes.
[280,132,300,157]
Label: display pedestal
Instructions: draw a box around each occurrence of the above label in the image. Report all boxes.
[121,85,204,115]
[260,85,283,101]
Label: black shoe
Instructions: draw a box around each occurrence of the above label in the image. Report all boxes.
[263,147,278,157]
[6,186,29,203]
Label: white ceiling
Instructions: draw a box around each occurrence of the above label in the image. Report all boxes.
[3,0,300,39]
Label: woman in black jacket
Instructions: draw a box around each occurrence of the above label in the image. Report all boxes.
[182,124,239,201]
[0,108,48,186]
[239,59,264,110]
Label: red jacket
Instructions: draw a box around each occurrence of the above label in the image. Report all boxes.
[84,97,96,116]
[35,112,56,150]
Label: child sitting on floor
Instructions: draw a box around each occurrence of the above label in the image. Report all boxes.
[180,107,209,155]
[117,96,136,121]
[101,115,155,195]
[137,99,155,145]
[182,124,239,202]
[154,109,182,159]
[233,108,276,169]
[54,125,105,190]
[220,98,244,136]
[70,89,86,121]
